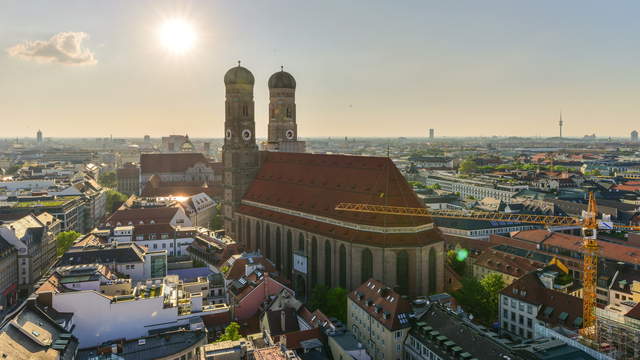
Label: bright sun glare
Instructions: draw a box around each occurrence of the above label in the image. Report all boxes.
[158,18,196,55]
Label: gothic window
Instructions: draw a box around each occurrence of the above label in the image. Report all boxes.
[286,106,291,118]
[255,222,261,252]
[311,237,318,288]
[266,224,271,259]
[298,233,305,252]
[246,220,251,250]
[271,107,275,119]
[339,244,347,288]
[238,217,243,245]
[396,250,409,295]
[361,248,373,284]
[429,247,437,294]
[286,230,293,278]
[276,227,282,271]
[242,104,248,117]
[325,240,332,287]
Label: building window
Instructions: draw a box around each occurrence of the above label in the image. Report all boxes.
[396,250,409,295]
[361,248,373,284]
[266,224,272,259]
[286,230,293,277]
[340,244,347,288]
[298,233,305,252]
[311,237,318,287]
[324,240,332,287]
[275,227,282,271]
[428,247,437,294]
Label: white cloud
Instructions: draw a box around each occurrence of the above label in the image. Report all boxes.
[7,32,97,65]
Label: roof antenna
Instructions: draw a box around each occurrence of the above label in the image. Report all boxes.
[238,60,241,67]
[281,65,284,72]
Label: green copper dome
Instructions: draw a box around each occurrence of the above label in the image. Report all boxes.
[224,65,255,86]
[268,70,296,89]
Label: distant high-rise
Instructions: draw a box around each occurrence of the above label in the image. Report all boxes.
[429,128,434,139]
[36,129,42,144]
[144,135,150,143]
[558,112,563,138]
[632,130,638,142]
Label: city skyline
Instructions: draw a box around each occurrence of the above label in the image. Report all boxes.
[2,0,640,138]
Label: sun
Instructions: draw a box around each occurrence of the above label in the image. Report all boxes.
[158,18,197,55]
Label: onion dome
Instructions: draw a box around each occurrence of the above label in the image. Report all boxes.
[224,63,255,86]
[268,68,296,89]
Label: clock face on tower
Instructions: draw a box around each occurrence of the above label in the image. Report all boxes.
[242,129,252,141]
[285,129,295,140]
[225,129,232,140]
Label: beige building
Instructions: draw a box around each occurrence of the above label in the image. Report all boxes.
[347,279,413,360]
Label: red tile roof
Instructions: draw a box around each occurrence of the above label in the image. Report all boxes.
[105,207,179,226]
[474,248,543,278]
[349,279,413,331]
[242,152,432,228]
[140,153,212,174]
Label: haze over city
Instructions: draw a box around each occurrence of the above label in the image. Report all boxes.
[2,0,640,138]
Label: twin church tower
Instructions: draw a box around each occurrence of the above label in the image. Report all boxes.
[222,64,305,236]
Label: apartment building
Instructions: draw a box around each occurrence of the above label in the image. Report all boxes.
[348,279,413,360]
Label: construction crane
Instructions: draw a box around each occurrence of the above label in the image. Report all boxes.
[335,192,640,342]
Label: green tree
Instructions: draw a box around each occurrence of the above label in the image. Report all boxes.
[326,287,348,322]
[216,322,241,342]
[459,159,478,174]
[308,285,329,311]
[447,249,466,276]
[98,171,117,188]
[106,190,129,214]
[479,273,505,322]
[209,203,223,230]
[56,231,82,256]
[308,285,348,322]
[452,273,505,325]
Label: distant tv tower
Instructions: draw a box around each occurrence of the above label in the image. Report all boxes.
[559,112,563,138]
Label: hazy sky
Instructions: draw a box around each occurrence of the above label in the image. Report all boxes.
[1,1,639,138]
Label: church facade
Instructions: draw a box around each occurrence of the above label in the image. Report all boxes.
[222,64,444,297]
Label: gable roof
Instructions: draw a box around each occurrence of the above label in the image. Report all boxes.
[105,207,179,226]
[239,152,442,247]
[140,153,211,174]
[349,278,413,331]
[243,152,431,228]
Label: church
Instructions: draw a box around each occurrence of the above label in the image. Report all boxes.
[222,64,444,297]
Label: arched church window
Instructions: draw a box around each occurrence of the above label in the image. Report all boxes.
[286,106,291,118]
[255,222,261,252]
[339,244,347,288]
[361,248,373,284]
[276,228,282,271]
[429,247,437,294]
[266,224,271,259]
[246,220,251,250]
[396,250,409,295]
[242,104,248,117]
[311,237,318,288]
[324,240,332,287]
[286,230,293,278]
[298,233,305,252]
